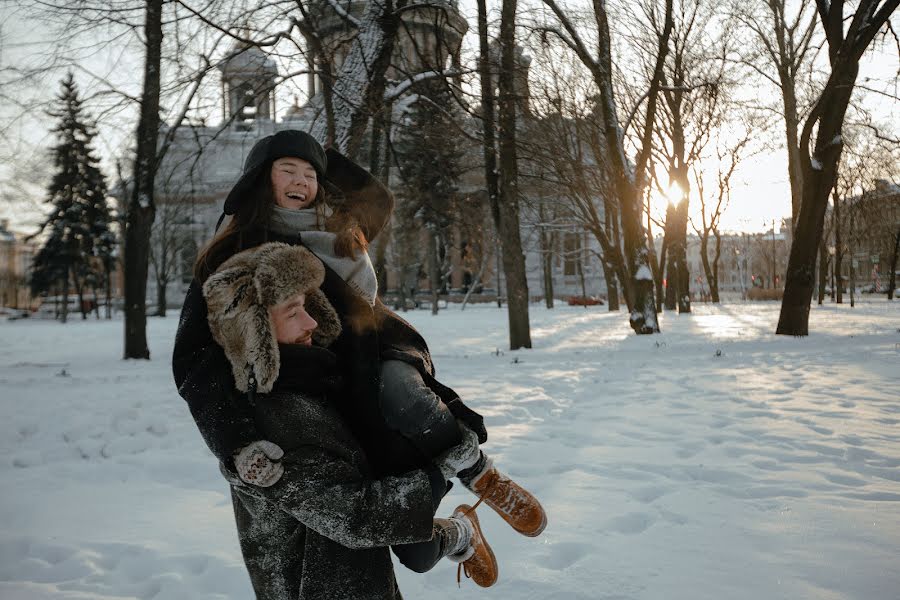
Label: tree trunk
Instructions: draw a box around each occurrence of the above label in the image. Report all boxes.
[781,79,804,225]
[475,0,500,229]
[105,263,112,319]
[710,231,721,302]
[155,279,167,317]
[700,237,715,303]
[61,270,69,324]
[542,235,554,308]
[663,193,689,311]
[817,243,827,304]
[600,257,619,311]
[74,274,87,320]
[848,201,855,307]
[646,204,662,313]
[396,262,408,312]
[311,0,401,156]
[664,240,677,310]
[654,235,666,313]
[833,191,843,304]
[577,253,588,309]
[576,0,668,332]
[538,204,554,308]
[496,0,531,349]
[664,84,692,313]
[776,61,859,336]
[495,241,503,308]
[888,228,899,300]
[124,0,162,359]
[660,202,674,310]
[427,229,439,315]
[830,253,836,302]
[673,200,690,312]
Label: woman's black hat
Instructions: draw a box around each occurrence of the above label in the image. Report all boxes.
[223,130,327,215]
[218,130,394,240]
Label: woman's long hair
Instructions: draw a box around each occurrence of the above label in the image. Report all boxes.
[194,169,276,282]
[194,163,368,282]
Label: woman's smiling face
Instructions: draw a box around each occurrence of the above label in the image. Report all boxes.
[271,157,319,210]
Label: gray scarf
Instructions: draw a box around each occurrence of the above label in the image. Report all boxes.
[269,205,378,306]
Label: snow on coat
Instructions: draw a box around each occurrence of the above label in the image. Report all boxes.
[203,249,442,599]
[227,383,440,600]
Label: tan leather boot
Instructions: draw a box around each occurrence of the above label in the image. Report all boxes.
[464,458,547,537]
[449,504,498,588]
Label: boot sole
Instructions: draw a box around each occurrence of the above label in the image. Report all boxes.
[454,504,498,587]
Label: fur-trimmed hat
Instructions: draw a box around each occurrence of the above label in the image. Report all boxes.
[202,242,342,394]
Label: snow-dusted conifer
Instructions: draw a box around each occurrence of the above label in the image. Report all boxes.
[394,79,465,314]
[30,73,112,322]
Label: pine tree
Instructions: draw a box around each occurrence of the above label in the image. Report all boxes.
[30,73,113,322]
[394,79,466,314]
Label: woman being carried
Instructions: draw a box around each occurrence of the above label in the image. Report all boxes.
[174,130,546,592]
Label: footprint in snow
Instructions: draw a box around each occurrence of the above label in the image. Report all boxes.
[536,541,593,570]
[605,512,656,535]
[11,451,43,468]
[629,485,668,503]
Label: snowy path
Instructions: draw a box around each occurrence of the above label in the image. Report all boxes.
[1,301,898,599]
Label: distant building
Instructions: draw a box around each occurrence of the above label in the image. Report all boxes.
[653,228,791,301]
[0,219,38,309]
[837,179,900,290]
[149,1,610,310]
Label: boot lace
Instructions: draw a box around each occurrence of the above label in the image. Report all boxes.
[454,485,495,587]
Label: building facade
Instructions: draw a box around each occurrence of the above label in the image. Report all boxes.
[149,1,610,310]
[0,219,38,310]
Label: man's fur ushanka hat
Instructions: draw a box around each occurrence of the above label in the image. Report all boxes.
[203,242,342,394]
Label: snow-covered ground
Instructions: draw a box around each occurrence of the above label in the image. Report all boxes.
[1,299,898,600]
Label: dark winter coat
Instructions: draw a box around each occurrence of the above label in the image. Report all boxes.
[172,227,486,477]
[224,345,446,600]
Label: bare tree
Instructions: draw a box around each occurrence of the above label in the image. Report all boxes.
[776,0,899,336]
[148,191,197,317]
[537,0,675,333]
[492,0,533,348]
[649,0,737,313]
[522,80,626,313]
[306,0,408,155]
[691,132,752,301]
[732,0,819,224]
[832,125,900,302]
[122,0,163,358]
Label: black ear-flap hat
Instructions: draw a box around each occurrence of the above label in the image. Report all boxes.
[222,130,327,216]
[218,130,394,240]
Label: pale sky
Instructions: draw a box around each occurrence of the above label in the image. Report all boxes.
[1,1,896,236]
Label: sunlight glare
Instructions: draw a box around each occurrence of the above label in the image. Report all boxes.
[649,181,685,219]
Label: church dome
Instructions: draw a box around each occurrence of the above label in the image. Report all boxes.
[218,43,278,78]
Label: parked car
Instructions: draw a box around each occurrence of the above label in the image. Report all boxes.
[568,296,605,306]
